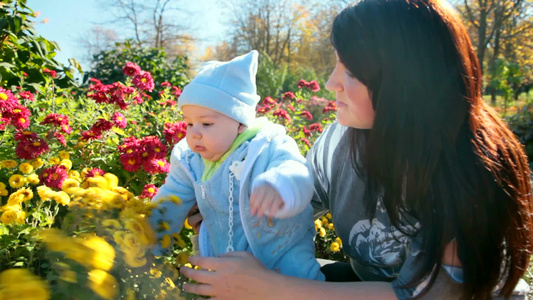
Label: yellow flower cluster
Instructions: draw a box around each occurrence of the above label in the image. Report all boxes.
[62,174,133,210]
[112,211,156,268]
[315,212,344,253]
[0,187,32,224]
[37,186,70,206]
[39,228,118,299]
[0,268,50,299]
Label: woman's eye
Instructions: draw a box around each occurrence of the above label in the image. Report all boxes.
[203,123,212,127]
[186,123,193,128]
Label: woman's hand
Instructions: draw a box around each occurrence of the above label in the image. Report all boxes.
[181,251,276,299]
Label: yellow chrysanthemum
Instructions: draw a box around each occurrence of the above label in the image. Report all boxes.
[1,203,21,212]
[68,170,80,179]
[8,174,26,188]
[48,157,60,165]
[319,227,326,237]
[124,252,147,268]
[88,269,118,300]
[37,185,54,201]
[102,219,121,230]
[321,216,329,226]
[77,235,115,271]
[0,160,18,169]
[314,219,323,231]
[61,178,80,193]
[328,223,335,230]
[27,173,40,185]
[0,182,5,190]
[113,187,134,201]
[0,189,8,197]
[7,187,33,205]
[1,210,26,224]
[326,212,332,219]
[18,162,34,174]
[103,173,119,190]
[60,159,72,171]
[126,198,150,214]
[80,167,90,180]
[51,191,70,206]
[336,237,343,246]
[330,242,340,252]
[0,268,50,300]
[30,158,45,170]
[58,150,70,160]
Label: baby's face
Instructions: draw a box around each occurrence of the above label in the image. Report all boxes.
[182,105,245,162]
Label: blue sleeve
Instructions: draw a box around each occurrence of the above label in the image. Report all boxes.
[149,143,197,255]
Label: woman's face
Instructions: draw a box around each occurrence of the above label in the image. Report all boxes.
[326,55,375,129]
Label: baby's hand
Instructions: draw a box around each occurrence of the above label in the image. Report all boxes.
[250,184,284,218]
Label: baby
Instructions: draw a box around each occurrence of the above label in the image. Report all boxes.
[149,50,324,280]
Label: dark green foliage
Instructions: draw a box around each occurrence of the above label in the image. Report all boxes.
[0,0,81,91]
[505,104,533,165]
[84,40,190,97]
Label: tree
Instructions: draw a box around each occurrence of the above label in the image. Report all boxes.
[0,0,82,91]
[90,0,195,59]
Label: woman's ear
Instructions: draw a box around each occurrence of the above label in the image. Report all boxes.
[238,123,247,134]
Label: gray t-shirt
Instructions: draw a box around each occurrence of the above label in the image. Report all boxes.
[307,122,463,299]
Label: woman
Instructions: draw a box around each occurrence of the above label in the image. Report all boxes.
[181,0,533,298]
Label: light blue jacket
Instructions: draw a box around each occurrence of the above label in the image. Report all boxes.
[150,120,324,280]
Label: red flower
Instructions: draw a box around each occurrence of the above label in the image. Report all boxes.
[273,109,291,122]
[287,104,295,112]
[86,168,105,178]
[144,158,170,174]
[309,123,323,133]
[15,130,38,141]
[262,96,277,106]
[141,184,159,199]
[112,112,127,128]
[159,100,176,107]
[40,165,68,190]
[163,121,187,146]
[41,113,69,127]
[282,91,295,101]
[297,79,308,88]
[301,138,311,147]
[299,110,313,121]
[302,126,311,137]
[323,101,337,113]
[0,88,19,112]
[140,136,167,160]
[43,68,57,78]
[15,137,49,159]
[80,130,102,141]
[91,119,114,134]
[123,62,141,76]
[132,71,155,92]
[161,82,171,88]
[307,80,321,92]
[18,91,35,102]
[4,105,31,129]
[171,86,182,97]
[256,105,273,115]
[52,132,66,146]
[120,155,142,172]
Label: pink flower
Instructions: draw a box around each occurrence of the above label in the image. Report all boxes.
[159,100,177,107]
[120,155,142,172]
[4,105,31,129]
[297,79,308,88]
[262,96,277,106]
[323,101,337,113]
[80,130,102,141]
[123,62,141,76]
[112,112,127,128]
[91,119,114,134]
[40,165,68,190]
[301,138,311,147]
[132,71,155,92]
[141,184,159,199]
[302,126,311,137]
[161,82,171,88]
[256,105,273,115]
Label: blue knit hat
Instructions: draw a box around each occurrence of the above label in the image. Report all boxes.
[178,50,260,126]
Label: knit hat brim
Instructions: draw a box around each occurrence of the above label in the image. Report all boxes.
[178,82,258,126]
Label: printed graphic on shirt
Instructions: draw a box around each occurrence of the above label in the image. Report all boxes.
[347,198,420,278]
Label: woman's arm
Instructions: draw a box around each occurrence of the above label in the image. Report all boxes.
[181,252,397,300]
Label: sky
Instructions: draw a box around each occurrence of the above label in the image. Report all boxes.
[26,0,228,71]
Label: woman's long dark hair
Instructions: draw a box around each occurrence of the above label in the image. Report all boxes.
[331,0,533,298]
